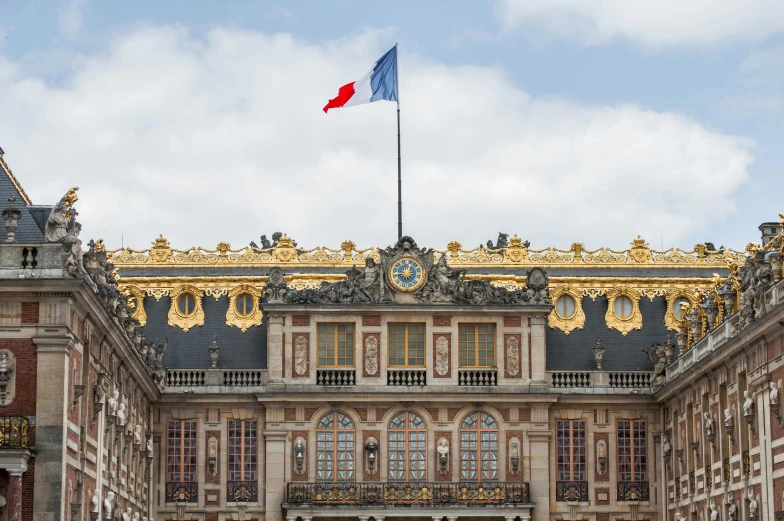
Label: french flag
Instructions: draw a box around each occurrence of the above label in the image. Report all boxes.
[323,46,398,113]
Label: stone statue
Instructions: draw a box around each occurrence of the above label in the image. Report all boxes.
[525,268,551,304]
[727,497,737,521]
[147,435,154,455]
[103,491,114,520]
[365,437,378,474]
[437,438,449,474]
[122,507,131,521]
[710,502,718,521]
[485,233,509,249]
[0,350,14,383]
[701,293,719,330]
[675,513,685,521]
[134,424,142,445]
[642,342,667,391]
[743,390,754,417]
[506,336,520,376]
[260,235,272,249]
[91,490,100,513]
[263,268,289,303]
[662,434,672,459]
[132,513,140,521]
[364,336,378,376]
[107,390,119,416]
[357,258,385,303]
[431,255,465,299]
[772,381,780,407]
[435,337,449,376]
[294,336,308,376]
[294,438,306,474]
[117,403,126,426]
[704,412,715,437]
[724,408,733,428]
[748,490,759,518]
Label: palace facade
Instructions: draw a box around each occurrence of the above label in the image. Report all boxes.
[1,152,784,521]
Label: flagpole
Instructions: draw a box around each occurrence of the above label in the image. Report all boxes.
[396,42,402,240]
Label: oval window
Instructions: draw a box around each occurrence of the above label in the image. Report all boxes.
[235,293,255,317]
[613,295,633,320]
[177,293,196,316]
[555,294,576,319]
[673,297,689,319]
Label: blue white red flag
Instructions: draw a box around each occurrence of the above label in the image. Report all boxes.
[323,46,398,113]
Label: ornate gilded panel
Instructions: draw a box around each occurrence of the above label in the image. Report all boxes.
[604,288,642,336]
[664,289,697,332]
[167,284,205,332]
[547,286,586,335]
[225,284,263,332]
[123,285,147,326]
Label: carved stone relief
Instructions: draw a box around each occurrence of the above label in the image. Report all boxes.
[294,335,308,377]
[505,336,520,377]
[435,336,449,376]
[364,336,379,376]
[0,349,16,406]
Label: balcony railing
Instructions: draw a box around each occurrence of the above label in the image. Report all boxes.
[458,369,497,387]
[0,416,29,448]
[285,482,530,506]
[165,482,198,503]
[316,369,356,386]
[228,481,258,502]
[387,369,426,386]
[555,481,588,502]
[166,371,205,387]
[551,372,591,388]
[617,481,649,501]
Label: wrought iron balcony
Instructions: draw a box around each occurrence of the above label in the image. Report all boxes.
[285,482,530,506]
[165,482,198,503]
[0,416,29,448]
[555,481,588,502]
[228,481,258,502]
[617,481,649,501]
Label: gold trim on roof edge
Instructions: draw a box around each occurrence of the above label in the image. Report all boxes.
[0,155,33,205]
[105,234,746,269]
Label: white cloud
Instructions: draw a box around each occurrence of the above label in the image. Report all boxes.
[59,0,85,40]
[0,25,753,251]
[494,0,784,48]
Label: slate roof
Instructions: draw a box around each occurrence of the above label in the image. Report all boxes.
[545,296,672,372]
[141,295,268,370]
[0,156,47,243]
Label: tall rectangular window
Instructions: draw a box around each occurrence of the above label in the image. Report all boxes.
[317,324,355,367]
[458,325,495,367]
[556,420,586,481]
[167,420,197,483]
[618,420,647,482]
[388,324,425,367]
[228,420,258,502]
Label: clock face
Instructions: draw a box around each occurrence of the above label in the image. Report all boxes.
[388,256,426,293]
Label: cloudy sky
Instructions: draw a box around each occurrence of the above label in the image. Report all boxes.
[0,1,782,252]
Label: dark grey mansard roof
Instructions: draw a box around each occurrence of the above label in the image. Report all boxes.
[546,296,671,372]
[141,295,268,370]
[0,164,48,244]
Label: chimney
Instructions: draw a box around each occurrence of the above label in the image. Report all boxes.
[759,221,783,247]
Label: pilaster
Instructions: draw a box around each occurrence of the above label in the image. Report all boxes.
[267,314,285,383]
[527,429,552,521]
[264,429,288,521]
[529,315,547,384]
[32,334,74,521]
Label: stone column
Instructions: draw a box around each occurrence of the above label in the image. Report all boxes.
[527,429,552,521]
[8,470,22,521]
[264,429,288,521]
[267,314,285,383]
[529,316,547,384]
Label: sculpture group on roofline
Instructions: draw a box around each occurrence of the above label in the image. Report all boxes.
[44,188,168,390]
[263,236,552,306]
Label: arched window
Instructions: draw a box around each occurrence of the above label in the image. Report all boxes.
[459,411,499,482]
[388,411,426,482]
[316,411,355,482]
